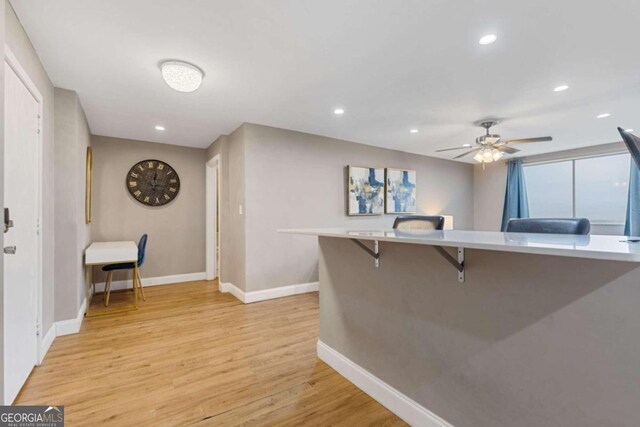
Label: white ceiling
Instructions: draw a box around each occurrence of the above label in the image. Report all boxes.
[10,0,640,161]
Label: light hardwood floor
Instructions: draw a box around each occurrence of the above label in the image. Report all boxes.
[16,280,406,426]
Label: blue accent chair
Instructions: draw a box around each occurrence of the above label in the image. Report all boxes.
[102,234,147,306]
[506,218,591,235]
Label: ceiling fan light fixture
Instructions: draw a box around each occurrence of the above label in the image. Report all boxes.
[473,151,484,163]
[492,149,504,161]
[161,60,204,92]
[482,149,494,162]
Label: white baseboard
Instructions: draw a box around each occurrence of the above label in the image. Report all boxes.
[317,340,454,427]
[94,272,207,293]
[38,325,56,364]
[56,298,86,337]
[219,281,318,304]
[219,282,246,302]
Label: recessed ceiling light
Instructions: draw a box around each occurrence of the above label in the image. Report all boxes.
[410,129,419,134]
[462,143,472,148]
[160,60,204,93]
[155,125,165,131]
[626,129,634,132]
[479,34,497,45]
[334,108,345,115]
[553,85,569,92]
[596,113,611,119]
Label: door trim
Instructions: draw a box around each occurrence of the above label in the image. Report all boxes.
[4,45,45,365]
[206,155,221,281]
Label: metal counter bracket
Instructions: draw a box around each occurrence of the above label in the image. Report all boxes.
[350,239,464,281]
[351,239,380,268]
[433,246,465,283]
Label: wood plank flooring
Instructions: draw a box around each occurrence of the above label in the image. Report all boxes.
[16,280,406,426]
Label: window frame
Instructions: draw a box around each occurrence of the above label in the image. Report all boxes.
[523,151,630,226]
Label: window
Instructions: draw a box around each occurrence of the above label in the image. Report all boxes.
[524,153,630,225]
[525,161,573,218]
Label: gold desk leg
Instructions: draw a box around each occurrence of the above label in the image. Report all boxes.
[133,262,139,308]
[84,261,91,316]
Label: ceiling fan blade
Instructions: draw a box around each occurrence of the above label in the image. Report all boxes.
[496,145,520,154]
[453,148,481,159]
[436,146,475,152]
[505,136,552,144]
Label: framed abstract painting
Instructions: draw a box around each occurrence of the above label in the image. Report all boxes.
[385,168,416,213]
[348,166,385,215]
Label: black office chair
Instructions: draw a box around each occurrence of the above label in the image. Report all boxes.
[393,215,445,231]
[505,218,591,235]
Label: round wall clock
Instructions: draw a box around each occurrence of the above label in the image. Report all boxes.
[126,159,181,206]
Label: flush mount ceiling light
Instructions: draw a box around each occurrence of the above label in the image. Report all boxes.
[155,125,165,131]
[554,85,569,92]
[160,60,204,93]
[479,34,497,45]
[597,113,611,119]
[334,108,345,115]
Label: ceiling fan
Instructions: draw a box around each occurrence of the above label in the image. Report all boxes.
[437,121,552,166]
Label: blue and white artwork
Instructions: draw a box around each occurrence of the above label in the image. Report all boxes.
[348,166,385,215]
[385,168,416,213]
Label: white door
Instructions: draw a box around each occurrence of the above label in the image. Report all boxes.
[4,61,40,404]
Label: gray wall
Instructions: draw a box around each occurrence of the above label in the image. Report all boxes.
[53,88,91,321]
[6,2,55,333]
[214,123,474,292]
[319,236,640,427]
[473,162,506,231]
[91,135,207,280]
[206,129,246,289]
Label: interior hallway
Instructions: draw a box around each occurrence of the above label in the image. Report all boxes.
[15,281,405,426]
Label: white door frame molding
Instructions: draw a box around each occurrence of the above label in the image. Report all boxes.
[4,45,45,365]
[205,155,221,281]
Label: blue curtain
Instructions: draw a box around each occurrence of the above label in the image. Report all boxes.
[624,158,640,236]
[501,159,530,231]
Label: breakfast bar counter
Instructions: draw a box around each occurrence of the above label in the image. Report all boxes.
[280,228,640,427]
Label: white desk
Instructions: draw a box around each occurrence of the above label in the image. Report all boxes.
[84,241,140,317]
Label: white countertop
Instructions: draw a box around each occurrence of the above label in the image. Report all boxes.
[85,241,138,265]
[278,228,640,262]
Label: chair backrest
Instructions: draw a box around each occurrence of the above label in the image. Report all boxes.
[505,218,591,235]
[393,215,445,231]
[138,234,148,266]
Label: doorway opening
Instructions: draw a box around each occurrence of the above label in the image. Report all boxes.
[3,46,45,405]
[206,155,221,281]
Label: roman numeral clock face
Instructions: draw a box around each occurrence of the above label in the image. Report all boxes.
[127,160,181,206]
